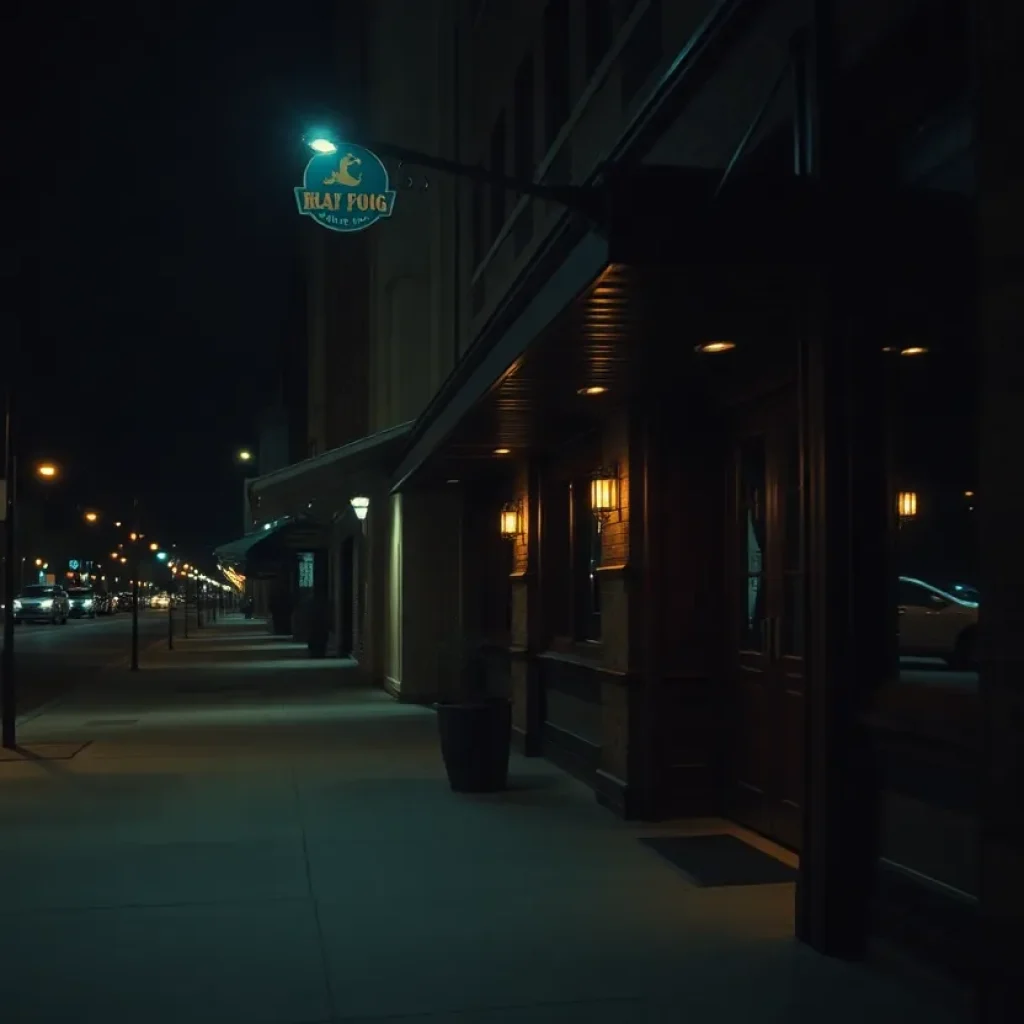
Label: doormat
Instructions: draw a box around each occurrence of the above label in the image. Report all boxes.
[639,833,798,887]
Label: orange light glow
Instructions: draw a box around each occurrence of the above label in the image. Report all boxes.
[897,491,918,519]
[694,341,736,354]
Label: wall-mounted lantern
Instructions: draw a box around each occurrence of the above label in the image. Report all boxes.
[897,490,918,521]
[500,501,522,541]
[590,466,619,523]
[350,496,370,521]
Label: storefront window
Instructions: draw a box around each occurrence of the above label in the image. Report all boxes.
[889,336,978,693]
[572,481,602,642]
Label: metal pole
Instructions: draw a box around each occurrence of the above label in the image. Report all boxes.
[167,586,174,650]
[131,568,140,670]
[196,582,203,629]
[211,585,217,623]
[183,578,189,638]
[1,385,17,748]
[130,499,140,671]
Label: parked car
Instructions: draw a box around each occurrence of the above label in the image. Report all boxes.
[67,587,98,619]
[94,592,112,615]
[13,585,70,624]
[898,576,978,668]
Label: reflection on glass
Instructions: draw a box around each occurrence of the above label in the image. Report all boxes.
[739,436,766,651]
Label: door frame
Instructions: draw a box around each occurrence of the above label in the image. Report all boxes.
[726,385,806,850]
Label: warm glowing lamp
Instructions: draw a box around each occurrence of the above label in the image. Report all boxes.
[84,511,98,523]
[36,463,58,479]
[590,467,619,522]
[350,496,370,521]
[897,491,918,519]
[499,501,521,541]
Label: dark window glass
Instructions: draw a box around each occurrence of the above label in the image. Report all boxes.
[738,436,766,652]
[489,112,506,241]
[585,0,614,79]
[513,54,534,184]
[471,182,484,268]
[543,0,570,150]
[620,0,661,106]
[572,481,602,641]
[546,481,572,637]
[512,54,535,257]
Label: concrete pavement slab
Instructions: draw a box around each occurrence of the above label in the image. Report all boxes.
[0,619,974,1023]
[0,899,331,1024]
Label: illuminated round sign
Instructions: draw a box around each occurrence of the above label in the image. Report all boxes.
[68,559,80,571]
[294,144,396,233]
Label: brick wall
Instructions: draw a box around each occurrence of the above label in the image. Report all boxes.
[511,459,530,574]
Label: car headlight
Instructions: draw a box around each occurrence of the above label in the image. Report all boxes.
[13,599,21,611]
[40,599,53,609]
[83,599,93,607]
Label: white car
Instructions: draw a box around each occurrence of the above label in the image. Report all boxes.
[898,576,978,668]
[150,593,171,610]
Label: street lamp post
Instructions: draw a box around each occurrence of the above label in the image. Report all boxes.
[196,579,204,630]
[2,381,59,746]
[1,391,17,748]
[130,503,141,672]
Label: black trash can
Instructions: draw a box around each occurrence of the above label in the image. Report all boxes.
[435,698,512,793]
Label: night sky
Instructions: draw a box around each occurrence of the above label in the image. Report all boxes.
[22,4,338,556]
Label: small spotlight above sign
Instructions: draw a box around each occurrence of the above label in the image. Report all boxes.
[350,496,370,521]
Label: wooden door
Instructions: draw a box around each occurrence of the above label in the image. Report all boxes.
[728,394,806,851]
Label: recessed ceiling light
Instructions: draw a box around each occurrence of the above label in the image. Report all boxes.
[446,478,460,484]
[899,346,929,356]
[694,341,736,354]
[493,448,511,455]
[578,386,608,395]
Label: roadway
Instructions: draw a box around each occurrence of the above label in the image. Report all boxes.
[6,609,179,721]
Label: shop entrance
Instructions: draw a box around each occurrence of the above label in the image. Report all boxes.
[727,390,806,851]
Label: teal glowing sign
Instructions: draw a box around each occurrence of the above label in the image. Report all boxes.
[294,144,396,233]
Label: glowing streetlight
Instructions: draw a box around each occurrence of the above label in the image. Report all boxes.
[35,463,58,479]
[34,558,43,567]
[149,542,159,552]
[237,449,253,463]
[84,511,98,523]
[307,137,337,154]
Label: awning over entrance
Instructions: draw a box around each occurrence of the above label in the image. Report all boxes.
[391,169,972,491]
[214,517,330,573]
[250,422,414,525]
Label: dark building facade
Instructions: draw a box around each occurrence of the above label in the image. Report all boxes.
[234,0,1020,1017]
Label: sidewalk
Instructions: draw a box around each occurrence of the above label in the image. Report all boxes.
[0,617,974,1024]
